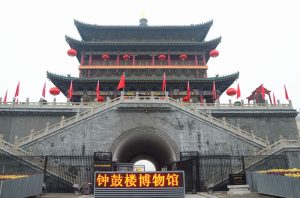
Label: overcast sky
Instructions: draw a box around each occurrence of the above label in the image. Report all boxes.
[0,0,299,110]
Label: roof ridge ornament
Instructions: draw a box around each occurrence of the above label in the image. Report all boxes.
[139,18,148,26]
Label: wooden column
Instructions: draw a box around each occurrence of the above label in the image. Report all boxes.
[152,54,155,65]
[88,54,92,65]
[202,54,206,65]
[117,55,120,65]
[194,55,198,65]
[132,55,135,65]
[80,53,85,65]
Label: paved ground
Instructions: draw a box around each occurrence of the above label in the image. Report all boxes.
[38,192,277,198]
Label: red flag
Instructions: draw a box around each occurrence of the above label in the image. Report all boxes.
[68,81,73,100]
[212,81,216,100]
[273,92,276,105]
[261,84,265,100]
[42,82,46,98]
[96,80,100,99]
[117,73,125,90]
[187,81,190,99]
[284,84,289,100]
[236,83,241,99]
[15,81,20,97]
[162,72,166,92]
[3,90,8,104]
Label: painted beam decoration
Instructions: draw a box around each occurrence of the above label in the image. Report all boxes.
[94,171,185,198]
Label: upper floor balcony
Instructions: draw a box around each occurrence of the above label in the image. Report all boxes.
[79,60,208,70]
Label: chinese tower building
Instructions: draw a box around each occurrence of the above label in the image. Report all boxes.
[0,19,299,194]
[48,18,238,102]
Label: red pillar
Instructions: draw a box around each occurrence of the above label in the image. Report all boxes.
[194,55,198,65]
[202,54,206,65]
[133,55,135,65]
[88,54,92,65]
[168,54,171,65]
[152,54,155,65]
[80,53,84,65]
[117,55,120,65]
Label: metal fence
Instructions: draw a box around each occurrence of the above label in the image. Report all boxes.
[174,152,288,192]
[0,152,289,193]
[247,172,300,198]
[0,174,43,198]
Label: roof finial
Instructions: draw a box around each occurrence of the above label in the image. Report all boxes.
[139,18,148,26]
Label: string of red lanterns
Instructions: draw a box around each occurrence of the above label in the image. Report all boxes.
[102,54,109,61]
[123,54,130,60]
[158,54,166,61]
[179,54,187,61]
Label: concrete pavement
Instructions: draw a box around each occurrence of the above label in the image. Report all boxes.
[38,192,277,198]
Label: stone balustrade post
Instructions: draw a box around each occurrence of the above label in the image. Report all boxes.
[14,135,18,144]
[121,91,124,100]
[0,97,2,104]
[26,97,29,106]
[203,99,206,107]
[265,100,268,107]
[60,116,65,127]
[279,135,283,140]
[288,100,293,107]
[216,99,220,107]
[253,100,256,107]
[251,130,256,140]
[241,99,244,107]
[105,97,110,107]
[229,99,232,107]
[67,99,70,106]
[277,99,280,106]
[222,117,226,126]
[150,92,154,101]
[45,122,50,133]
[76,111,80,120]
[30,129,34,140]
[208,111,212,121]
[53,97,56,105]
[264,135,269,144]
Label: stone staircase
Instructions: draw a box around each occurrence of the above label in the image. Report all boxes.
[15,95,268,149]
[0,138,74,186]
[213,138,300,188]
[1,95,299,190]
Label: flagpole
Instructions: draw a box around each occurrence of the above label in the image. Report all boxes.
[123,72,125,94]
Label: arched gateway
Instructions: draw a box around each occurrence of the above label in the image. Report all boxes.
[110,126,180,170]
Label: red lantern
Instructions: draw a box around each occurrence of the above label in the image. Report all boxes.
[102,54,109,61]
[209,49,219,58]
[123,54,130,61]
[226,88,237,96]
[49,87,60,96]
[67,48,77,57]
[179,54,187,61]
[158,54,166,61]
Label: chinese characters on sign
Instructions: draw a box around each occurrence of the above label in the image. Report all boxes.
[95,172,183,188]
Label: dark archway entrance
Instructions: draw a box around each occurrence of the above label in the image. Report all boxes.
[110,127,179,170]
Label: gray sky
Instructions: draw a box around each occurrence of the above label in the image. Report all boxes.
[0,0,299,110]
